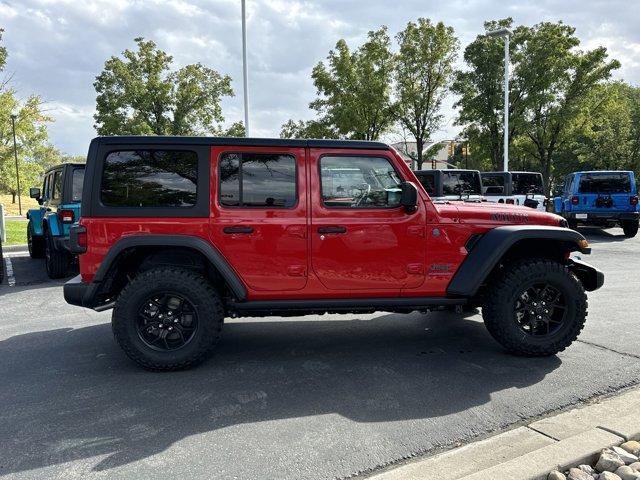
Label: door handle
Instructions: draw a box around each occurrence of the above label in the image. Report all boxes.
[317,226,347,234]
[223,226,254,234]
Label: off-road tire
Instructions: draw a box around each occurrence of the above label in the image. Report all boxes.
[44,230,70,278]
[112,267,224,371]
[482,258,587,356]
[27,221,45,259]
[622,219,639,238]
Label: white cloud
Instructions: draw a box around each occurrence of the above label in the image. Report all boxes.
[1,0,639,154]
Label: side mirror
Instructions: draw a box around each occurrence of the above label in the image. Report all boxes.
[29,187,41,199]
[552,187,563,197]
[400,181,418,213]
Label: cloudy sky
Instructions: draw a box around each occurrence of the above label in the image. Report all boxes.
[1,0,639,155]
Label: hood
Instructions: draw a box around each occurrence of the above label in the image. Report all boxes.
[435,201,564,227]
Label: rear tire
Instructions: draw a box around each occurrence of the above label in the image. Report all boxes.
[482,258,587,356]
[44,230,70,278]
[112,267,224,371]
[622,219,639,238]
[27,222,45,259]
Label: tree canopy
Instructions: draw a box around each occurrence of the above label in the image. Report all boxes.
[94,37,242,137]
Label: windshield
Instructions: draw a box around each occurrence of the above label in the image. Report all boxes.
[72,167,85,202]
[512,173,544,195]
[578,173,632,193]
[442,171,482,196]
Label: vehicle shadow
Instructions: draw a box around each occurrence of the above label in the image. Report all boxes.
[578,227,628,243]
[0,312,562,475]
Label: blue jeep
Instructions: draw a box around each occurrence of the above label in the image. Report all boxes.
[27,163,85,278]
[554,170,639,237]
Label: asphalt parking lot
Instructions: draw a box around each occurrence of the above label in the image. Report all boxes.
[1,228,639,480]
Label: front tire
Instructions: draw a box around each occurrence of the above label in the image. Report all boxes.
[44,230,70,278]
[622,219,639,238]
[482,259,587,356]
[112,267,224,371]
[27,222,45,259]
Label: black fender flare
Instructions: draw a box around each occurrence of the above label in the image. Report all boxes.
[94,234,247,301]
[446,226,591,297]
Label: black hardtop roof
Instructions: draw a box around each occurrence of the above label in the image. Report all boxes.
[91,135,390,150]
[45,162,85,173]
[414,169,480,174]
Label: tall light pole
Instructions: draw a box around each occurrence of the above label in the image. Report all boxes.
[241,0,250,137]
[10,114,22,216]
[485,28,512,172]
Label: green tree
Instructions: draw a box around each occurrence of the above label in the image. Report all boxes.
[394,19,458,169]
[310,27,394,140]
[94,37,240,136]
[452,19,519,170]
[279,119,337,139]
[514,22,620,193]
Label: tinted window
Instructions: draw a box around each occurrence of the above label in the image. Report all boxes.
[320,156,402,208]
[513,173,544,195]
[101,150,198,207]
[578,173,632,193]
[72,168,85,202]
[442,171,482,196]
[52,171,62,199]
[42,174,49,200]
[481,174,505,195]
[219,153,296,208]
[415,172,436,195]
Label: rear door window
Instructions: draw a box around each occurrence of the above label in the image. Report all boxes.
[219,153,297,208]
[578,173,631,193]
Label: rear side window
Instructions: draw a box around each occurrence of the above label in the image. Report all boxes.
[101,150,198,207]
[415,173,436,195]
[578,173,632,193]
[52,171,62,199]
[442,171,482,196]
[219,153,297,208]
[72,168,85,203]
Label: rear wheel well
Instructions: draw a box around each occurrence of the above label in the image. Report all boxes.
[97,246,233,304]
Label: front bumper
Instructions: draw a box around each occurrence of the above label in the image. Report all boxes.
[568,258,604,291]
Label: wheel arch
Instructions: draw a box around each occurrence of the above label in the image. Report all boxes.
[93,235,247,304]
[447,226,591,298]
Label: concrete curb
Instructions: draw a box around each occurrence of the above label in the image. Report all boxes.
[2,244,28,253]
[366,386,640,480]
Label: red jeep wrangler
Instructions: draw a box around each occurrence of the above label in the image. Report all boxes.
[64,136,603,370]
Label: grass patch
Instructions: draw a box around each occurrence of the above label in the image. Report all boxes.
[2,219,27,246]
[0,194,38,216]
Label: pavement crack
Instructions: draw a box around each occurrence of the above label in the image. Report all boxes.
[526,425,560,442]
[577,339,640,360]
